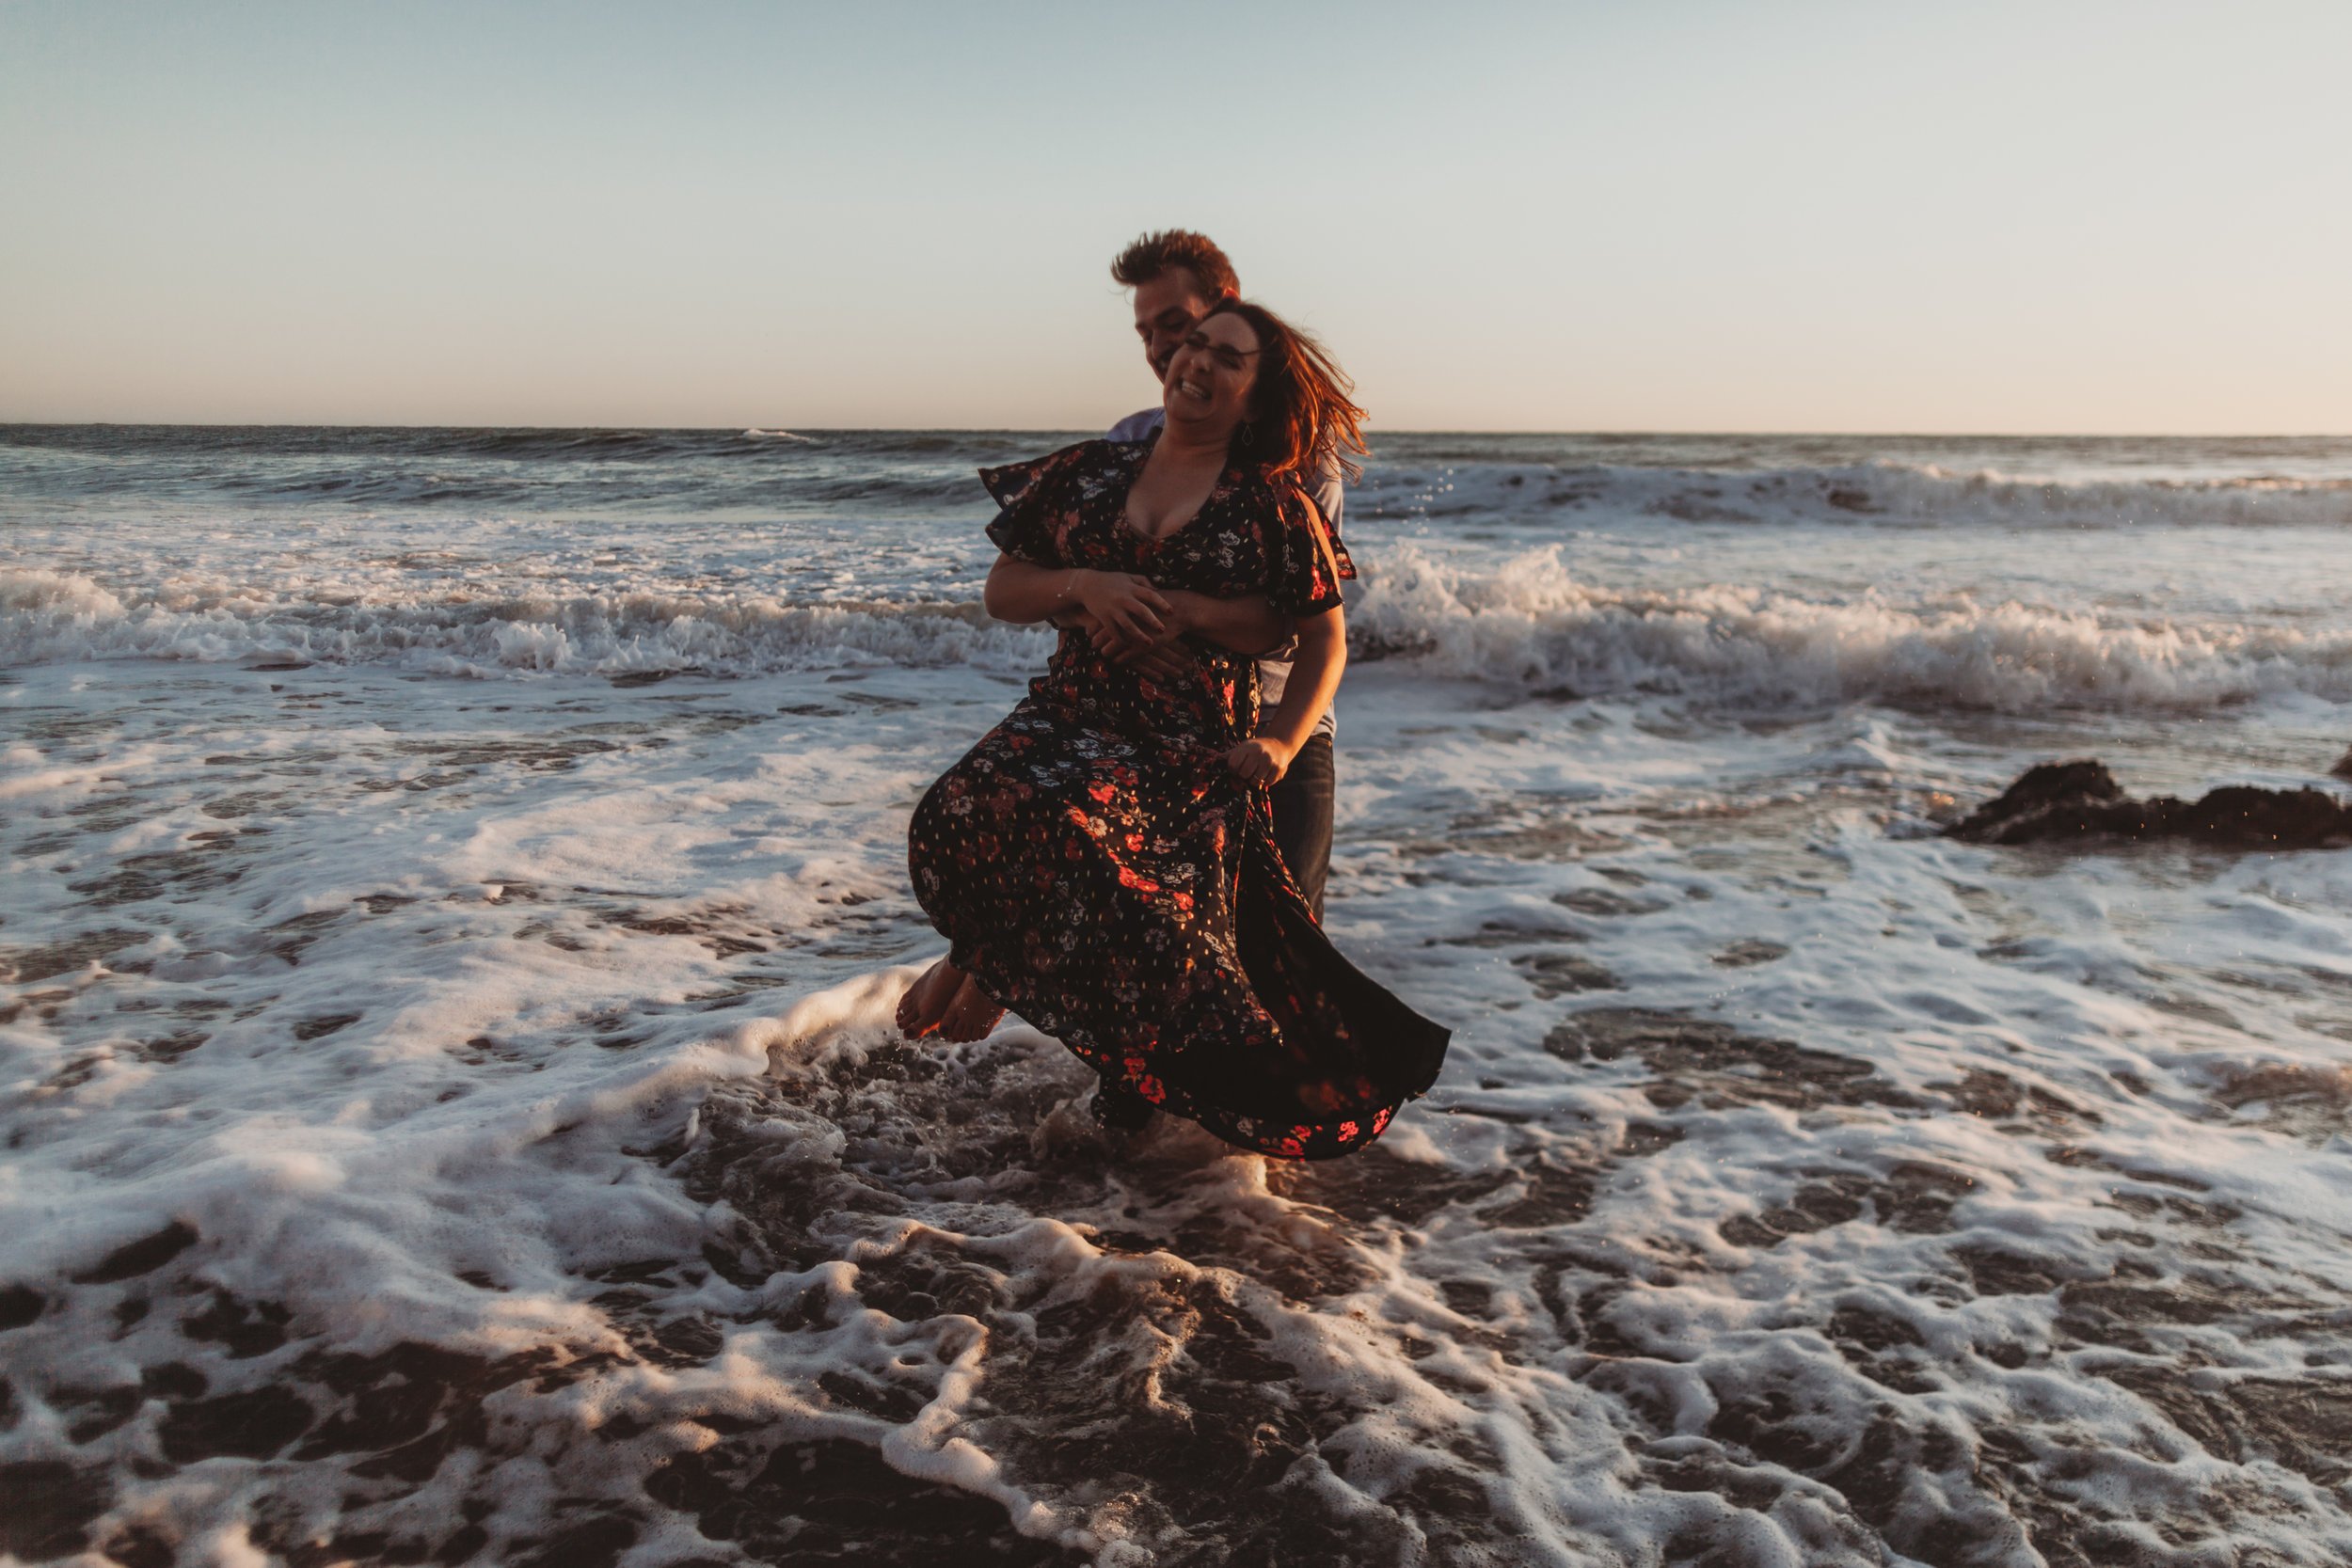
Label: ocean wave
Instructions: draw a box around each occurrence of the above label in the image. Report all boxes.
[10,560,2351,715]
[1354,459,2352,531]
[0,567,1053,678]
[1351,545,2352,712]
[10,427,2346,531]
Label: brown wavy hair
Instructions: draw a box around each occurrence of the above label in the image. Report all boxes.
[1203,298,1369,486]
[1109,230,1239,301]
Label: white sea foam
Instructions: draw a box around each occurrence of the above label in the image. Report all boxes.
[8,658,2349,1563]
[1349,545,2352,711]
[14,550,2350,717]
[0,567,1053,678]
[7,428,2352,1563]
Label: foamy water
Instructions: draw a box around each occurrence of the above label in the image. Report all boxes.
[5,426,2351,1566]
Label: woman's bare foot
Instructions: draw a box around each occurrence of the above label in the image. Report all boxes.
[938,976,1005,1042]
[895,958,964,1039]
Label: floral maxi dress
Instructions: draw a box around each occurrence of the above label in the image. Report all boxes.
[907,438,1449,1159]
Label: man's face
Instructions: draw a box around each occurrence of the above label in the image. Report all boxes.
[1132,270,1218,382]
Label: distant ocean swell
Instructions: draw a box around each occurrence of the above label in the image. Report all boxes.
[1356,462,2352,531]
[70,460,2344,526]
[11,556,2352,713]
[8,424,2351,528]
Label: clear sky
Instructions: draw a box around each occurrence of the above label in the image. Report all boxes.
[4,1,2347,433]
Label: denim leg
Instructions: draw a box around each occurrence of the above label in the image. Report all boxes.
[1269,733,1336,921]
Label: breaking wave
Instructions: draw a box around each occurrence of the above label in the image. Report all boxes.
[0,567,1053,679]
[10,557,2352,715]
[1348,546,2352,711]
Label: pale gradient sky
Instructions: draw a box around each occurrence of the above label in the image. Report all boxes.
[4,1,2347,433]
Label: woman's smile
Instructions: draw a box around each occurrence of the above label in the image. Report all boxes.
[1163,312,1263,429]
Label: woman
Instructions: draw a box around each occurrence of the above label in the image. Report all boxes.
[899,300,1448,1159]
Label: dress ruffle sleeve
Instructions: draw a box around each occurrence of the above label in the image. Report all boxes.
[1263,480,1353,618]
[980,440,1098,567]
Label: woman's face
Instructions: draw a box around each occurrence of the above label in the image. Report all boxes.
[1162,312,1261,436]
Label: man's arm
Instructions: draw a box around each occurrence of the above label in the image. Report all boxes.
[991,557,1287,658]
[1227,608,1345,784]
[985,556,1172,642]
[1161,591,1291,657]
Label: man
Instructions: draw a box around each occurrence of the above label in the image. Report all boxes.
[1097,230,1346,918]
[905,230,1355,1083]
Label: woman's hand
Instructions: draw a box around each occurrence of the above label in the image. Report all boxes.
[1073,570,1173,645]
[1225,735,1297,786]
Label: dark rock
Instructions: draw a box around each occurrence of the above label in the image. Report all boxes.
[1947,759,2352,850]
[2334,747,2352,781]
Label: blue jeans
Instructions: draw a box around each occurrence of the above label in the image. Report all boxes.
[1270,732,1335,923]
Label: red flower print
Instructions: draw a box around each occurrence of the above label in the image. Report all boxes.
[907,439,1444,1166]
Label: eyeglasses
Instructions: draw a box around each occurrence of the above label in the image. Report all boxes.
[1180,331,1260,373]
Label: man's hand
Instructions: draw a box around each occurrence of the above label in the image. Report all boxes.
[1111,634,1197,684]
[1073,571,1173,644]
[1063,608,1198,684]
[1225,735,1297,786]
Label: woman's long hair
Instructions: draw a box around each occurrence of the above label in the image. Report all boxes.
[1204,298,1369,486]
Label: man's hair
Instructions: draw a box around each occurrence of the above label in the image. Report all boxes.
[1204,297,1369,488]
[1109,230,1239,301]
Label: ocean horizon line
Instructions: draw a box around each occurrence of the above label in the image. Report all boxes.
[8,420,2352,441]
[13,416,2352,441]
